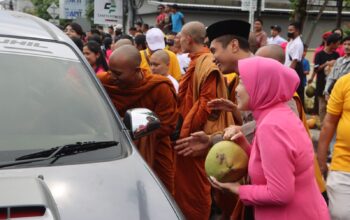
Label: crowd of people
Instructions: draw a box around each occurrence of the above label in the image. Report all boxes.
[60,6,350,219]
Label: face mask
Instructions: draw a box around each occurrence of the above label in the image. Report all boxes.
[287,32,294,39]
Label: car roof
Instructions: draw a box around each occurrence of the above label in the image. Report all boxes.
[0,10,70,43]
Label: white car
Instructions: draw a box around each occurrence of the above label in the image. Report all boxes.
[0,11,183,220]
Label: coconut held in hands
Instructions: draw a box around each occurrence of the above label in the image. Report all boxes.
[205,140,248,183]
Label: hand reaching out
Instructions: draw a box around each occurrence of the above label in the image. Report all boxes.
[174,131,211,157]
[207,98,237,112]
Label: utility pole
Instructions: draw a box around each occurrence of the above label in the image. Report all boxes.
[122,0,127,34]
[336,0,344,28]
[242,0,257,31]
[128,0,135,28]
[9,0,13,10]
[122,0,136,33]
[249,0,254,30]
[255,0,262,17]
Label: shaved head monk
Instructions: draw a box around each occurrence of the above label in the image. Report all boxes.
[97,45,178,195]
[151,49,170,65]
[150,50,179,93]
[174,21,233,220]
[140,28,182,80]
[255,44,285,64]
[112,38,133,51]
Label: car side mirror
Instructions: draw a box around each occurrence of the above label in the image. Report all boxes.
[123,108,161,140]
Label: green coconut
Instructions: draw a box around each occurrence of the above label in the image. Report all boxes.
[205,141,248,183]
[306,85,316,98]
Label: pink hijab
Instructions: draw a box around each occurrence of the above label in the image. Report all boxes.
[238,57,299,116]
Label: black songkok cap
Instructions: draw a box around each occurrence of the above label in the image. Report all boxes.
[206,20,251,43]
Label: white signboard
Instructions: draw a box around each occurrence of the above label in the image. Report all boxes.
[241,0,257,11]
[47,3,59,19]
[49,19,60,25]
[94,0,123,25]
[59,0,86,19]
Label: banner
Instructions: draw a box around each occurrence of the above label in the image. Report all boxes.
[59,0,87,19]
[94,0,123,25]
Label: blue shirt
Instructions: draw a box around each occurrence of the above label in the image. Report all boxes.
[171,12,184,33]
[302,58,310,87]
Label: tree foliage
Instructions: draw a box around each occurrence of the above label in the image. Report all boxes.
[289,0,308,31]
[85,0,94,23]
[336,0,350,28]
[305,0,330,46]
[30,0,59,20]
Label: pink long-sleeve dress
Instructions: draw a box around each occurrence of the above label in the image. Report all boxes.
[237,57,330,220]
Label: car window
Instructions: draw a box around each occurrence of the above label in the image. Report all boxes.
[0,39,124,164]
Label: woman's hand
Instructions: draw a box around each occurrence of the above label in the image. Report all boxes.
[223,125,243,141]
[223,125,251,154]
[223,125,248,145]
[209,176,240,194]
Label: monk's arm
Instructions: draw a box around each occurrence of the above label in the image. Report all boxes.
[188,72,218,133]
[232,108,243,125]
[154,84,178,138]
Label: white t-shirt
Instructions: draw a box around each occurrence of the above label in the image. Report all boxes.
[177,53,190,75]
[284,36,303,67]
[167,75,179,93]
[267,35,287,45]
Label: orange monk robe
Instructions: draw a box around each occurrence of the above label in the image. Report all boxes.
[293,93,326,193]
[175,47,234,220]
[140,48,182,81]
[226,73,240,104]
[97,71,178,195]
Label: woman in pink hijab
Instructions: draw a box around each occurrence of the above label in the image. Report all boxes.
[211,57,329,220]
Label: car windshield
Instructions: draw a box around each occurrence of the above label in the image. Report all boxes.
[0,38,123,165]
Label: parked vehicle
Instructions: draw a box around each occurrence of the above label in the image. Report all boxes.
[0,11,183,220]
